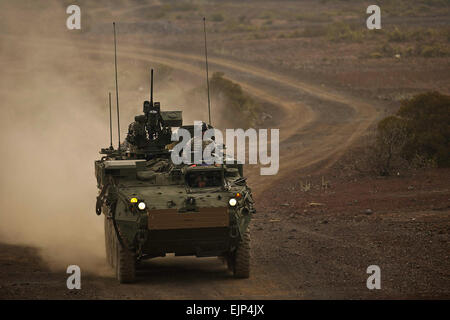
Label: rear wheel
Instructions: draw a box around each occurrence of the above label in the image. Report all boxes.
[231,228,251,278]
[113,230,136,283]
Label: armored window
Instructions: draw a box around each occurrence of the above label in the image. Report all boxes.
[186,170,223,188]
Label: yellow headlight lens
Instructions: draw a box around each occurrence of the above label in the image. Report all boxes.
[130,197,138,203]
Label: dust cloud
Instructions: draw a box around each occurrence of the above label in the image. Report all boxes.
[0,0,229,275]
[0,1,116,274]
[0,0,218,275]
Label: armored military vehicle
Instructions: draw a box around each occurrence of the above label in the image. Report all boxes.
[95,70,255,283]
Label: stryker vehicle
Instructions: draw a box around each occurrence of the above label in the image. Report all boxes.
[95,70,255,283]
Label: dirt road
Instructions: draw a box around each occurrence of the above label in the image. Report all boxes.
[6,34,379,192]
[2,202,448,299]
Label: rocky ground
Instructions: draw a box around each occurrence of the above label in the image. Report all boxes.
[1,168,448,299]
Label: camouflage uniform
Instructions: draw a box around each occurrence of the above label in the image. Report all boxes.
[126,115,147,148]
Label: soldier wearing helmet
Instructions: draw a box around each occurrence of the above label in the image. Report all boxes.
[126,114,148,148]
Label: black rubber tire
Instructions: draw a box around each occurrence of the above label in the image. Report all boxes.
[226,253,234,272]
[233,228,251,278]
[114,231,136,284]
[110,219,115,267]
[104,216,113,267]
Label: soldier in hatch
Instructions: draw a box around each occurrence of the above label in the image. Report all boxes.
[195,173,208,188]
[126,115,148,149]
[165,121,224,164]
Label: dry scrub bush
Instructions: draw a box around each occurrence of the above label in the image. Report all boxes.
[353,91,449,176]
[349,129,409,176]
[182,72,260,129]
[373,116,409,175]
[210,72,260,128]
[398,91,450,167]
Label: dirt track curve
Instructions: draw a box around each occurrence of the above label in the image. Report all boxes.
[11,34,379,193]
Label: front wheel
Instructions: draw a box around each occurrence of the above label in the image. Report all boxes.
[104,216,112,267]
[113,228,136,283]
[230,228,251,278]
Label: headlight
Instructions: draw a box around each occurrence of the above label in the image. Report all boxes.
[138,202,146,210]
[229,198,237,207]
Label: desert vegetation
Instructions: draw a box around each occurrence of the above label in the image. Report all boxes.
[354,92,450,175]
[183,72,260,129]
[209,72,260,128]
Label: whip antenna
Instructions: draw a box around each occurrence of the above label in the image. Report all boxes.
[113,22,121,151]
[108,92,113,149]
[203,17,212,126]
[150,69,153,106]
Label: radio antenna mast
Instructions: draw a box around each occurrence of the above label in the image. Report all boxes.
[113,22,121,151]
[203,17,212,126]
[108,92,113,149]
[150,69,154,106]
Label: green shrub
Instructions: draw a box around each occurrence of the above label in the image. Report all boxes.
[211,13,224,22]
[251,32,269,40]
[295,13,330,23]
[326,22,365,42]
[223,22,258,33]
[259,11,273,19]
[367,41,449,59]
[418,44,449,57]
[275,26,326,39]
[388,26,407,42]
[367,91,450,174]
[397,92,450,167]
[374,116,408,175]
[369,52,383,59]
[210,72,259,128]
[302,25,327,37]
